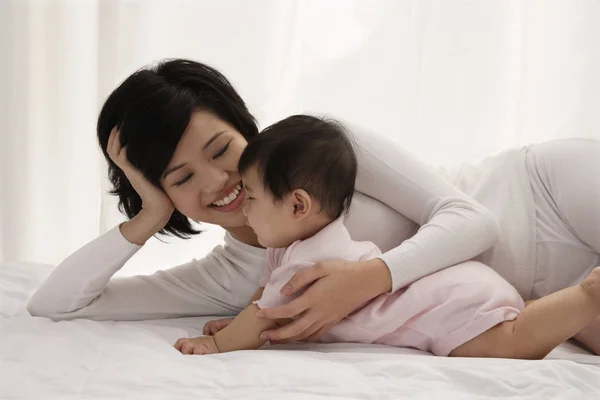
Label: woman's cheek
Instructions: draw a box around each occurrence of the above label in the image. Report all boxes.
[172,192,200,217]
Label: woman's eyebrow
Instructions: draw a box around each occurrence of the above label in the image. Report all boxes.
[203,130,227,150]
[163,163,185,180]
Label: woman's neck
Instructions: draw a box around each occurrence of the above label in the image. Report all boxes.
[227,225,263,248]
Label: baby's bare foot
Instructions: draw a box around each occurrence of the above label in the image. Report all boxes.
[581,267,600,311]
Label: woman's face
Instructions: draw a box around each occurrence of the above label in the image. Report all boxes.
[160,110,249,229]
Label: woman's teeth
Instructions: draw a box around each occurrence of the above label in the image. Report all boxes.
[212,184,242,207]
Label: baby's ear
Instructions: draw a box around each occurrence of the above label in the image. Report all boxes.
[290,189,312,219]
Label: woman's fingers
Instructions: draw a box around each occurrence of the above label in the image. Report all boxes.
[270,321,322,344]
[304,324,332,342]
[107,127,119,160]
[107,127,129,168]
[107,127,116,153]
[260,312,315,341]
[280,263,329,296]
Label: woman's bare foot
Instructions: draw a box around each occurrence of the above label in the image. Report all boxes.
[575,267,600,355]
[580,267,600,310]
[573,319,600,355]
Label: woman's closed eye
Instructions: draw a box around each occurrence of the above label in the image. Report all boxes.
[172,140,231,186]
[213,141,231,159]
[174,173,192,187]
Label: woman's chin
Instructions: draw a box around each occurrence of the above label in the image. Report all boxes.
[212,210,248,229]
[190,207,246,229]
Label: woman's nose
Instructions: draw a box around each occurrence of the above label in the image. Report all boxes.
[198,166,229,193]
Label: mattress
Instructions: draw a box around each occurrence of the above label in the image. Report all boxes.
[2,262,599,399]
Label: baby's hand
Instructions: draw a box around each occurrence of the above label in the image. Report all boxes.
[174,336,220,355]
[203,318,234,335]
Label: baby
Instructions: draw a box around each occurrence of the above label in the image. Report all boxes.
[175,115,600,358]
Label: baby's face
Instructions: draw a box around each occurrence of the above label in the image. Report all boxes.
[241,167,299,248]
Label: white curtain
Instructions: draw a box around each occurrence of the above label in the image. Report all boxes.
[1,0,599,275]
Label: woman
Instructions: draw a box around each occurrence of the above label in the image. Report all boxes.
[27,59,600,354]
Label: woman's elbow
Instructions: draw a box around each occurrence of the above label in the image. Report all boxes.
[26,295,51,318]
[26,293,64,320]
[478,205,501,246]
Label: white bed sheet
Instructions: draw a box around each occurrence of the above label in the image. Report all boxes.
[1,262,599,400]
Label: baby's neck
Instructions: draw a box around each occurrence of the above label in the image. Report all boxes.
[296,214,333,242]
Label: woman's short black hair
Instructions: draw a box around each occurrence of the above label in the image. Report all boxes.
[97,59,259,238]
[238,115,357,220]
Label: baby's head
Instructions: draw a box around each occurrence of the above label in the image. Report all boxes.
[238,115,357,248]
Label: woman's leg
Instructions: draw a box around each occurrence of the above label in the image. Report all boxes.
[528,138,600,297]
[529,138,600,256]
[450,267,600,359]
[526,138,600,353]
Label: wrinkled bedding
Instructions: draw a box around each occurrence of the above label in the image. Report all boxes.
[1,262,599,399]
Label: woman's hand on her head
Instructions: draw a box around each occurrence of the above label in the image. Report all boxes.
[256,258,392,344]
[107,128,175,244]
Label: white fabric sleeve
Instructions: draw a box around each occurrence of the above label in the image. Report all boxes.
[254,260,314,310]
[26,226,244,321]
[348,121,501,292]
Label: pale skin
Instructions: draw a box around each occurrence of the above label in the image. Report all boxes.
[107,110,391,345]
[175,164,336,355]
[174,165,600,359]
[177,272,600,358]
[107,109,600,354]
[174,288,277,355]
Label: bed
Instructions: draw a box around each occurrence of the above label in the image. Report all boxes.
[2,262,599,399]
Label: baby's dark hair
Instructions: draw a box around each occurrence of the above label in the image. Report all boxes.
[238,115,357,220]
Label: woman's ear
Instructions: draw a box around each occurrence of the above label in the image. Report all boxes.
[290,189,312,220]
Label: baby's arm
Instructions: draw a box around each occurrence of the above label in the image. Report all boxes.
[213,303,278,353]
[202,288,266,336]
[175,287,279,355]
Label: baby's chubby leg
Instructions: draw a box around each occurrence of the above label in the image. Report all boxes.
[450,267,600,359]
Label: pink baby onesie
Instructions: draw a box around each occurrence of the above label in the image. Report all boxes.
[254,218,524,356]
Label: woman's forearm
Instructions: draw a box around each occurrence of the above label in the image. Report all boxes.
[26,225,141,319]
[120,210,170,245]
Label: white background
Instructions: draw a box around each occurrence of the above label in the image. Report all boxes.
[1,0,599,275]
